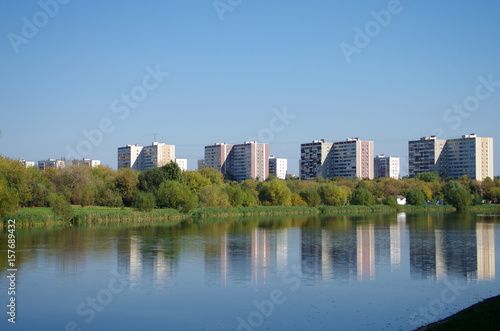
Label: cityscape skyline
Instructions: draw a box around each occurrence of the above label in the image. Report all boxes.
[1,1,499,176]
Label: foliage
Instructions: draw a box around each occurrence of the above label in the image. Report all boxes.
[382,195,399,208]
[350,187,373,206]
[299,188,321,207]
[198,185,231,208]
[258,180,292,206]
[318,183,348,206]
[133,192,156,212]
[49,193,73,219]
[156,180,196,213]
[406,189,426,206]
[114,169,139,206]
[416,171,440,182]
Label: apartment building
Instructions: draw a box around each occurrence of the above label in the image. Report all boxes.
[20,160,35,168]
[81,158,101,167]
[38,159,65,170]
[333,138,374,179]
[204,143,233,175]
[300,138,374,180]
[118,142,175,172]
[204,141,269,182]
[300,139,333,180]
[374,155,400,179]
[408,136,447,177]
[175,158,187,172]
[269,156,288,180]
[408,134,494,180]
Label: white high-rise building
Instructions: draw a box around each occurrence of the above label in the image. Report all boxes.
[38,159,65,170]
[374,155,400,179]
[118,142,175,172]
[175,158,187,172]
[269,156,287,180]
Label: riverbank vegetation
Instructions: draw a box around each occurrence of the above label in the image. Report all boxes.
[1,155,500,224]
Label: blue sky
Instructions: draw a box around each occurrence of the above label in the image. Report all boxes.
[1,0,499,176]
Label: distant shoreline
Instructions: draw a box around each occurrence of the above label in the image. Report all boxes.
[3,204,500,228]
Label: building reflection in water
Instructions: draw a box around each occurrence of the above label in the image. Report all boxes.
[252,228,270,284]
[357,224,375,281]
[117,234,177,289]
[477,222,495,281]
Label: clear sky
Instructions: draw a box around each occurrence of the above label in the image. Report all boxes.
[1,0,499,176]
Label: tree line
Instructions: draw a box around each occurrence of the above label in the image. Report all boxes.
[1,155,500,217]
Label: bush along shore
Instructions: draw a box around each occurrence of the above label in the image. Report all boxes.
[1,155,500,227]
[3,204,500,228]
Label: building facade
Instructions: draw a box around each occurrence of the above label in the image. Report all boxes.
[408,136,447,177]
[269,156,287,180]
[20,160,35,168]
[175,158,187,172]
[408,134,493,180]
[81,158,101,167]
[203,141,269,182]
[374,155,400,179]
[38,159,65,170]
[300,139,333,180]
[300,138,374,180]
[118,142,175,172]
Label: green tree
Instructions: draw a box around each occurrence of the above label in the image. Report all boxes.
[291,193,308,206]
[198,185,231,208]
[199,167,224,186]
[416,171,440,182]
[133,191,156,212]
[382,195,399,208]
[49,193,73,219]
[406,189,426,206]
[299,188,321,207]
[224,185,245,207]
[156,180,196,213]
[258,180,292,206]
[114,169,139,206]
[445,187,471,211]
[350,187,373,206]
[183,170,211,193]
[0,179,18,216]
[318,183,348,206]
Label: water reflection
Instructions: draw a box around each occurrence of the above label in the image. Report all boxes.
[1,213,497,289]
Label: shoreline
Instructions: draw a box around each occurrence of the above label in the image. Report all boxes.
[416,294,500,330]
[3,204,500,228]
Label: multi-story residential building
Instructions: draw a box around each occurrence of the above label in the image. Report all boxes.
[81,158,101,167]
[204,143,233,175]
[203,141,269,182]
[118,144,144,171]
[38,159,65,170]
[374,155,400,179]
[300,139,333,180]
[20,160,35,168]
[269,156,287,180]
[408,134,493,181]
[333,138,374,179]
[118,142,175,172]
[408,136,447,177]
[197,159,206,170]
[175,158,187,172]
[300,138,374,180]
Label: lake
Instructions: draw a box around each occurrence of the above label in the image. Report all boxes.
[1,212,499,330]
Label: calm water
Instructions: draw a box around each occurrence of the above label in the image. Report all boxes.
[1,212,500,330]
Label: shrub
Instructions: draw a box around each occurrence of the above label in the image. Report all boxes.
[350,187,373,206]
[406,189,426,206]
[133,192,156,212]
[299,188,321,207]
[49,193,73,219]
[156,180,196,213]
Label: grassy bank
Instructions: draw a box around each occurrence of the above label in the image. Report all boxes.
[417,294,500,330]
[3,204,500,228]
